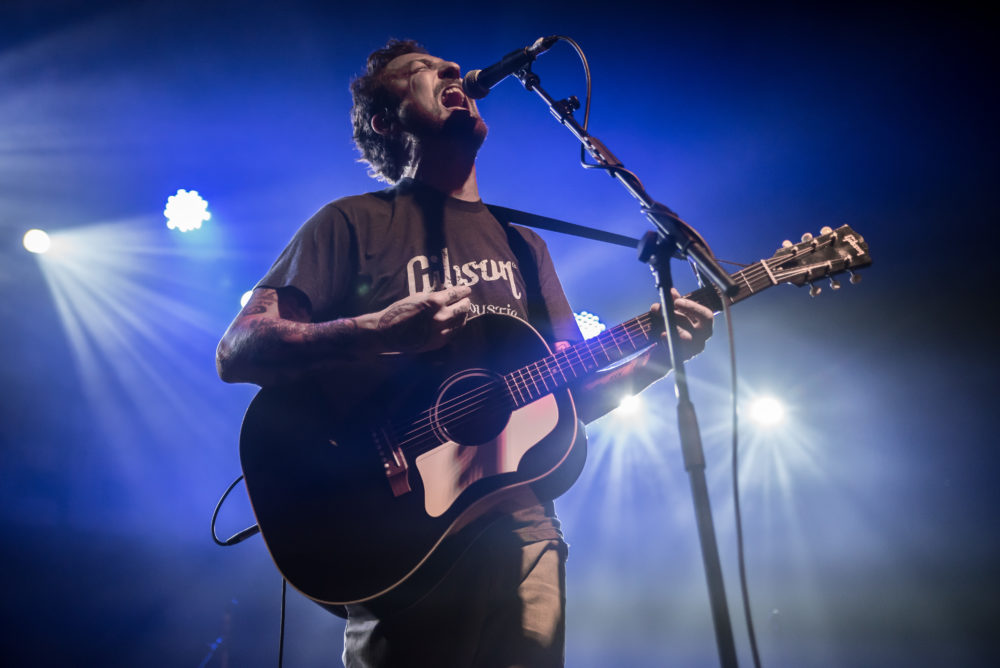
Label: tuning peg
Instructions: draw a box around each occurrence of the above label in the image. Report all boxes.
[829,277,841,290]
[820,226,833,235]
[849,270,862,285]
[781,240,793,248]
[801,232,814,242]
[808,282,822,297]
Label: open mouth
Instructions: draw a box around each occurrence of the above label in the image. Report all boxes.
[440,86,467,110]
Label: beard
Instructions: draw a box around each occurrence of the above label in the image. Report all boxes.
[398,104,488,154]
[442,110,488,149]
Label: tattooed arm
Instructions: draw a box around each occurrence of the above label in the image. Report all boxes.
[216,285,473,387]
[567,289,714,424]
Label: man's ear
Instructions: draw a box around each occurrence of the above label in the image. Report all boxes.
[371,112,392,136]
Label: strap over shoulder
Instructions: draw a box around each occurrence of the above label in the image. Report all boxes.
[485,204,640,249]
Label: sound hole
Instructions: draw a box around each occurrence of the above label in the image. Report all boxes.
[432,370,511,446]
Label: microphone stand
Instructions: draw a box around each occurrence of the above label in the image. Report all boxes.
[513,65,740,667]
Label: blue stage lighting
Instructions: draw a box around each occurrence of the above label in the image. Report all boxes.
[164,189,211,232]
[574,310,607,339]
[23,229,51,254]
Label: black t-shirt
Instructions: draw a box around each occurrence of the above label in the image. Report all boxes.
[258,178,582,347]
[256,178,583,544]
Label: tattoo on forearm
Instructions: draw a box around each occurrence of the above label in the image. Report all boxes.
[220,288,370,385]
[234,316,361,380]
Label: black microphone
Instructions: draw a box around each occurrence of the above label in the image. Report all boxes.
[462,36,558,100]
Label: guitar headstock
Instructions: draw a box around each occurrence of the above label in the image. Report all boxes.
[769,225,871,296]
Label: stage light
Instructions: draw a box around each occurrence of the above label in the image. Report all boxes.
[164,189,211,232]
[749,395,786,427]
[240,290,253,308]
[617,393,642,415]
[575,310,607,339]
[23,229,51,254]
[32,218,230,527]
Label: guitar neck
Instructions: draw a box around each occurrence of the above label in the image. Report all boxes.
[503,258,779,408]
[504,312,658,407]
[686,257,783,313]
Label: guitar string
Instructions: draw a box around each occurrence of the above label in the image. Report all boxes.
[381,249,828,454]
[390,249,816,450]
[389,316,659,453]
[389,316,658,452]
[383,254,807,454]
[458,233,852,427]
[387,270,811,456]
[391,299,703,453]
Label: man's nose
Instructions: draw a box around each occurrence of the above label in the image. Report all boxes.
[439,61,461,80]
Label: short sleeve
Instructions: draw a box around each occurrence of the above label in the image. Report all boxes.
[256,204,357,320]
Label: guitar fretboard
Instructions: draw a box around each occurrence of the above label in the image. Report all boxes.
[502,256,788,408]
[503,312,659,407]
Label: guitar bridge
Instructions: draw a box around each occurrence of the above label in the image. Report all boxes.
[373,427,411,497]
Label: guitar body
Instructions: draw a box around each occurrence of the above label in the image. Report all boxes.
[239,314,585,612]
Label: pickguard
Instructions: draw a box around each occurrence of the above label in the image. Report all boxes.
[414,394,558,517]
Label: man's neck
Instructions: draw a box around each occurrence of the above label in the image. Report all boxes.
[407,137,481,202]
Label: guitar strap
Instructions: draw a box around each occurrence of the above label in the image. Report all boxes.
[488,204,640,345]
[486,204,640,250]
[497,217,554,345]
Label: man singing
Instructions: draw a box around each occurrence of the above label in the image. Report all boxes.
[217,39,713,668]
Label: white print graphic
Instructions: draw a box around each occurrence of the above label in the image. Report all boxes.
[843,234,865,257]
[406,247,523,300]
[468,303,518,317]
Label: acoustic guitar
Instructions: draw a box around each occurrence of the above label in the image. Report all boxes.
[239,225,871,613]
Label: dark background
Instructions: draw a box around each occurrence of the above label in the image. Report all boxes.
[1,1,997,666]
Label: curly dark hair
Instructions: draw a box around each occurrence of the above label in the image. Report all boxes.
[350,39,428,183]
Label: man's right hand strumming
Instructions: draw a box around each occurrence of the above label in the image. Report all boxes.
[364,285,473,355]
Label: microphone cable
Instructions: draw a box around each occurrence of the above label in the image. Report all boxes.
[551,36,649,196]
[721,296,763,668]
[555,37,767,662]
[536,35,765,663]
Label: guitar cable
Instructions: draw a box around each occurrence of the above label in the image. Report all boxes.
[211,474,260,546]
[212,474,289,667]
